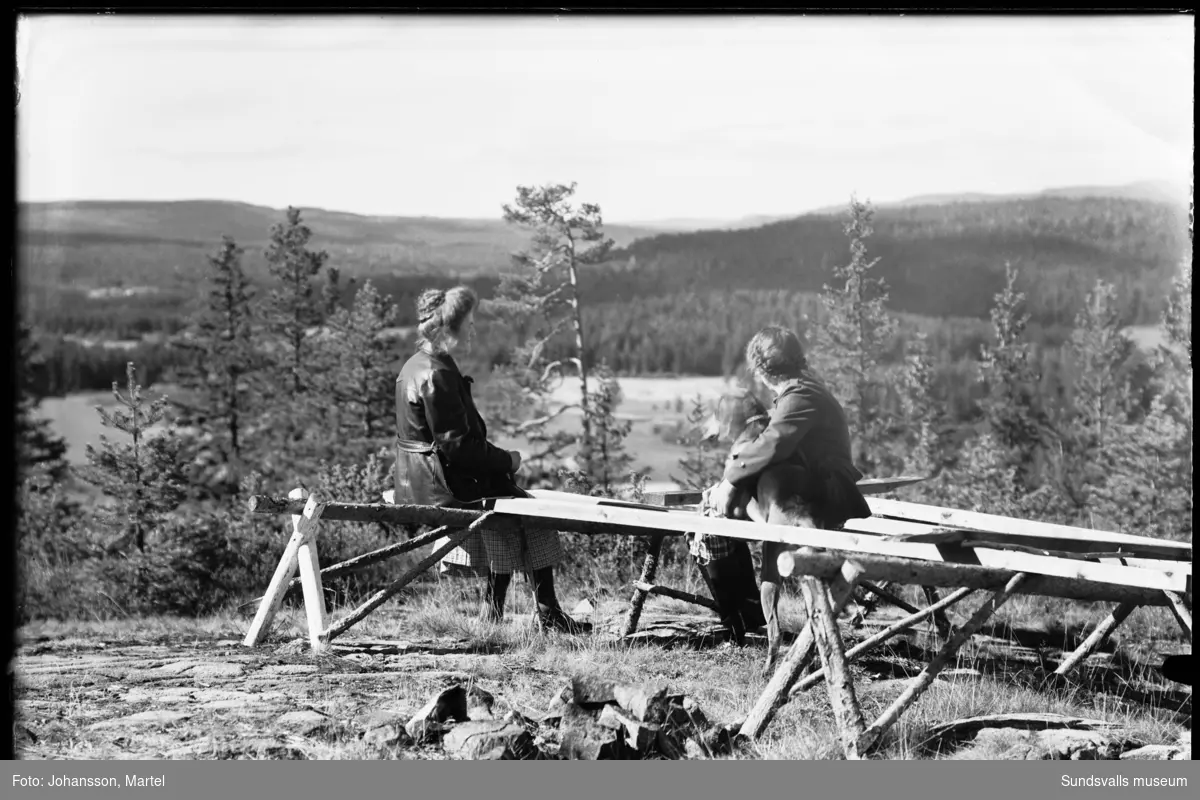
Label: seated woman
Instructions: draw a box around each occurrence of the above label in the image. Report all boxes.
[703,326,872,671]
[393,285,588,634]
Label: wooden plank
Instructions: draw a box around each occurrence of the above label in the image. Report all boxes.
[882,528,1191,563]
[859,573,1031,754]
[867,497,1192,558]
[484,498,1190,593]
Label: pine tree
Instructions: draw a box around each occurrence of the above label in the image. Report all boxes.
[78,362,190,553]
[172,236,260,471]
[498,182,614,474]
[672,394,727,492]
[814,196,899,475]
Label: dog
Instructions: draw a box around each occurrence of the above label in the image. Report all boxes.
[701,389,820,676]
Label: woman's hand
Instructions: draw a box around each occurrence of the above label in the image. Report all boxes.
[702,479,739,518]
[508,450,523,473]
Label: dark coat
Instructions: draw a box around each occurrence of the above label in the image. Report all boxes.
[722,369,872,529]
[393,348,523,507]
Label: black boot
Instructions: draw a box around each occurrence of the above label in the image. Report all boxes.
[531,567,592,634]
[702,542,763,644]
[730,541,767,630]
[482,571,511,622]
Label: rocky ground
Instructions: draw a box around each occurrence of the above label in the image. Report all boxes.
[11,609,1193,761]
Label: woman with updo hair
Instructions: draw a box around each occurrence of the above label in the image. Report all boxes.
[393,286,588,633]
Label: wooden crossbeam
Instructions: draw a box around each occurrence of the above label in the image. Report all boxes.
[1053,602,1137,677]
[771,546,1168,607]
[631,580,718,611]
[482,498,1190,594]
[858,572,1031,754]
[789,587,976,698]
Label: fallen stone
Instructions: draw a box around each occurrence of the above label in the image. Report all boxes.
[362,710,414,751]
[277,710,330,736]
[544,686,573,727]
[573,599,596,616]
[466,686,496,721]
[662,695,710,738]
[406,685,469,743]
[598,704,657,753]
[91,710,192,730]
[655,729,686,760]
[559,703,634,760]
[443,714,540,760]
[614,683,671,724]
[967,728,1126,760]
[1120,744,1184,761]
[571,676,618,707]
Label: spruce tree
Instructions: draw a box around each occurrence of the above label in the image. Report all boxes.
[814,197,899,476]
[172,236,260,475]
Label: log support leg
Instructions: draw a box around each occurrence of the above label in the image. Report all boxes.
[243,489,327,649]
[922,586,955,640]
[322,513,496,644]
[858,572,1029,755]
[789,587,976,698]
[1163,591,1192,642]
[1053,601,1137,677]
[737,553,865,743]
[801,573,868,759]
[623,534,666,637]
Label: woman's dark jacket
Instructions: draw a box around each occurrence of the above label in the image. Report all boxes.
[722,370,872,529]
[393,348,524,507]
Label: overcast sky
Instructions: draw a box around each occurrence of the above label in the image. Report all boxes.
[16,14,1194,223]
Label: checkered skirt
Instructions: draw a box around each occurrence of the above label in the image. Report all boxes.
[435,522,565,576]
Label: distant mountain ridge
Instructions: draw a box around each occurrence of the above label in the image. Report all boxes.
[621,180,1189,229]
